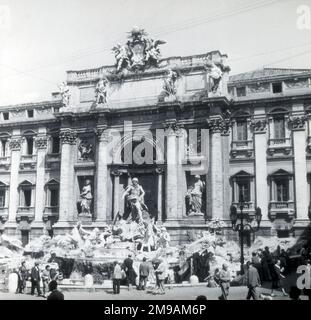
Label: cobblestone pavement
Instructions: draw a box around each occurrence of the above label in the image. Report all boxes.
[0,285,308,300]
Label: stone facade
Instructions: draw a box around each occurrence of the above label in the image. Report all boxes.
[0,31,311,245]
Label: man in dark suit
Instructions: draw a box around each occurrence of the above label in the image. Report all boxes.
[47,280,64,300]
[246,261,261,300]
[138,257,150,290]
[31,261,42,296]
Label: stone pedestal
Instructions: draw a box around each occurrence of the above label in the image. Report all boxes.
[84,274,94,287]
[8,273,18,293]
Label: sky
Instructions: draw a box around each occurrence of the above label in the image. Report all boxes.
[0,0,310,105]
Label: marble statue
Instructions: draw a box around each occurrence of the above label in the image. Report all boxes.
[59,81,70,107]
[206,60,223,94]
[186,175,205,216]
[77,179,93,217]
[145,38,166,66]
[95,77,109,105]
[78,140,94,160]
[112,44,130,73]
[163,69,178,97]
[122,177,146,222]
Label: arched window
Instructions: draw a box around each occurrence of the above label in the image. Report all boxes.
[23,130,36,156]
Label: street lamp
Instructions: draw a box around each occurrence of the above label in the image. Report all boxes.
[229,196,262,274]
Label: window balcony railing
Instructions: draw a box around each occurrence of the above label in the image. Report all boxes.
[267,138,292,156]
[268,138,291,146]
[0,207,9,222]
[43,206,59,215]
[20,154,37,162]
[16,207,35,222]
[230,140,254,158]
[46,153,60,161]
[268,201,295,221]
[232,201,255,214]
[231,140,253,149]
[0,156,10,164]
[269,201,294,209]
[17,206,35,213]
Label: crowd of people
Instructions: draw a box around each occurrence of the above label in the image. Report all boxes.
[14,259,64,300]
[112,254,169,295]
[202,244,311,300]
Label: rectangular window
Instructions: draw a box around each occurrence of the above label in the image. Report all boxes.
[51,136,60,154]
[26,137,34,155]
[236,86,246,97]
[272,82,283,93]
[27,109,34,118]
[274,118,285,139]
[23,189,32,207]
[237,180,250,202]
[275,180,288,202]
[0,190,5,207]
[0,140,7,157]
[50,188,59,207]
[3,112,9,120]
[236,121,248,141]
[21,230,29,247]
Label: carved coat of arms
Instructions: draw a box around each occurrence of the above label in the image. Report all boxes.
[112,27,165,73]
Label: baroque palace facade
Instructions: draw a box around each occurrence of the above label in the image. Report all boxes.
[0,28,311,246]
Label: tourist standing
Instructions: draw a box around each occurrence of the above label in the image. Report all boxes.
[246,262,261,300]
[155,259,167,295]
[47,280,64,300]
[17,261,28,294]
[271,259,288,297]
[138,257,150,290]
[217,264,231,300]
[42,265,51,298]
[31,261,42,297]
[112,261,122,294]
[123,254,137,290]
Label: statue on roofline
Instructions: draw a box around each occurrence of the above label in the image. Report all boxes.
[95,77,109,105]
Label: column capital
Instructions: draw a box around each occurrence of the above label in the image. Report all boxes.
[59,128,77,145]
[288,115,307,131]
[163,120,183,136]
[95,126,109,142]
[9,136,23,151]
[207,117,231,135]
[250,118,267,133]
[34,135,48,149]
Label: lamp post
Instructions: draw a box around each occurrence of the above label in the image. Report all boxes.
[229,197,262,274]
